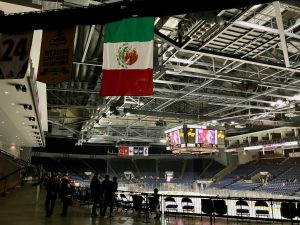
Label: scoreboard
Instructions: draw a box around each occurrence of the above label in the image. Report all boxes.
[165,125,225,154]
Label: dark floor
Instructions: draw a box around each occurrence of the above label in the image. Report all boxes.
[0,184,293,225]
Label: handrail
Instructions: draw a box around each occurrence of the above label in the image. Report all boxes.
[0,168,22,182]
[0,160,31,196]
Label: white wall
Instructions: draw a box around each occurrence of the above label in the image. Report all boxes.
[238,151,257,165]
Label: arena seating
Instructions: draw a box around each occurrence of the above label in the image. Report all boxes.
[134,159,156,177]
[210,158,300,196]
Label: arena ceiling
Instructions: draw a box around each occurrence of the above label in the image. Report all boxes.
[6,0,300,146]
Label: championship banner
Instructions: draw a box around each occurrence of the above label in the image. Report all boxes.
[143,147,149,156]
[37,27,75,84]
[118,146,129,156]
[129,147,134,156]
[0,31,33,79]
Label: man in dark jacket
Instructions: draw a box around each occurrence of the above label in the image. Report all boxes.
[60,174,72,216]
[90,173,102,217]
[102,175,115,217]
[44,172,60,217]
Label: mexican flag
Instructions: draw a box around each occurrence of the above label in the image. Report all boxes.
[100,17,154,96]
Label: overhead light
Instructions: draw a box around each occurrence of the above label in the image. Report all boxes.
[15,84,26,92]
[160,139,167,143]
[292,94,300,101]
[250,4,261,11]
[1,121,4,124]
[23,104,32,110]
[154,17,160,25]
[126,112,130,116]
[270,99,289,109]
[11,103,15,106]
[4,91,8,94]
[139,102,144,106]
[285,111,299,118]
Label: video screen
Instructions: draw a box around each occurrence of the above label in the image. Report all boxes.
[217,130,225,145]
[169,130,181,145]
[187,128,196,144]
[195,129,216,145]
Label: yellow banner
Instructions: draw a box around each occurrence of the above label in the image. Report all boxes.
[37,28,75,84]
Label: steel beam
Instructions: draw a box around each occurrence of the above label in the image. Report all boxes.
[235,20,300,40]
[81,25,96,63]
[165,65,300,92]
[207,102,271,110]
[155,31,300,73]
[124,108,219,121]
[273,1,290,67]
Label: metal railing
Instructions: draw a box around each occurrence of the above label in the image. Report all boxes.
[117,190,300,223]
[118,181,300,200]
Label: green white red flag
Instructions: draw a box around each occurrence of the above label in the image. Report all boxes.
[100,17,154,96]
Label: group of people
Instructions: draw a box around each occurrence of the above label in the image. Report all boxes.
[90,173,118,217]
[44,172,74,217]
[43,172,161,220]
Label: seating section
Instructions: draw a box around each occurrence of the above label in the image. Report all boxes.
[135,159,156,177]
[158,159,184,178]
[200,161,225,179]
[210,163,259,189]
[210,157,300,196]
[83,159,107,175]
[109,158,137,177]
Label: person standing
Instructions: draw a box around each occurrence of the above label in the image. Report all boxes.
[112,177,118,210]
[102,175,114,217]
[44,172,60,217]
[90,173,102,217]
[60,174,72,216]
[153,188,161,219]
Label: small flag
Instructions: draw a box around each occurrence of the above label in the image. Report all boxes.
[101,17,154,96]
[143,147,149,156]
[129,147,134,156]
[118,146,129,156]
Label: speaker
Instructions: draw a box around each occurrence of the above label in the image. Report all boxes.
[201,199,214,214]
[214,200,227,215]
[281,202,296,219]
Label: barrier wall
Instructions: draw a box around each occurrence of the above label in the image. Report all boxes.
[117,191,300,222]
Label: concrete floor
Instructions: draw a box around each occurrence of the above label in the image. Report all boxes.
[0,184,292,225]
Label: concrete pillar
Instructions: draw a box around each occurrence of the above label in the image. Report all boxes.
[294,129,299,137]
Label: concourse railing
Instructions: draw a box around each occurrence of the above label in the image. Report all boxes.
[116,190,300,223]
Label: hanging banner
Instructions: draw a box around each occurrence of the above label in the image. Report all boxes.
[118,146,129,156]
[143,147,149,156]
[37,27,75,84]
[101,17,154,96]
[129,146,134,156]
[0,31,33,79]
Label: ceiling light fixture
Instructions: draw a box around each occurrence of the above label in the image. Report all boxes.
[23,104,33,110]
[15,84,27,92]
[4,91,8,94]
[270,99,289,109]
